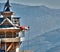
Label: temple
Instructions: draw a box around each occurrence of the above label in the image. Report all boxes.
[0,0,32,52]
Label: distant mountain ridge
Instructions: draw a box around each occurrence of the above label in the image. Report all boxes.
[0,3,60,52]
[21,28,60,52]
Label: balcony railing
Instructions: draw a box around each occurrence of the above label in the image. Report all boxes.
[0,37,20,42]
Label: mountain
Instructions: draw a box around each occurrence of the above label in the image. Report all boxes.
[46,45,60,52]
[21,28,60,52]
[0,3,60,52]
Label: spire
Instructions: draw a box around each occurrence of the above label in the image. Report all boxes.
[4,0,11,11]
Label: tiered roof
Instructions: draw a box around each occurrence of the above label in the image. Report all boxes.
[0,0,19,28]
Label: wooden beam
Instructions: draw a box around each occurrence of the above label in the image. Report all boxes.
[7,43,14,52]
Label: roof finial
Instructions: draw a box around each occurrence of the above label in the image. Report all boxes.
[4,0,11,11]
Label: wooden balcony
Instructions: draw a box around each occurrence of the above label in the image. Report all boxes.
[0,27,20,33]
[0,37,20,42]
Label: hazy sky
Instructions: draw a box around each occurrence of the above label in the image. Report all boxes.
[0,0,60,9]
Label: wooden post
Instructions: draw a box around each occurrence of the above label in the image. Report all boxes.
[16,43,20,52]
[5,43,6,52]
[5,31,6,52]
[12,31,14,38]
[12,31,14,50]
[0,39,1,50]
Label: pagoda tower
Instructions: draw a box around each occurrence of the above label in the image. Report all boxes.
[0,0,30,52]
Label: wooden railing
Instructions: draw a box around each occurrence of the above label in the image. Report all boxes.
[0,37,20,42]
